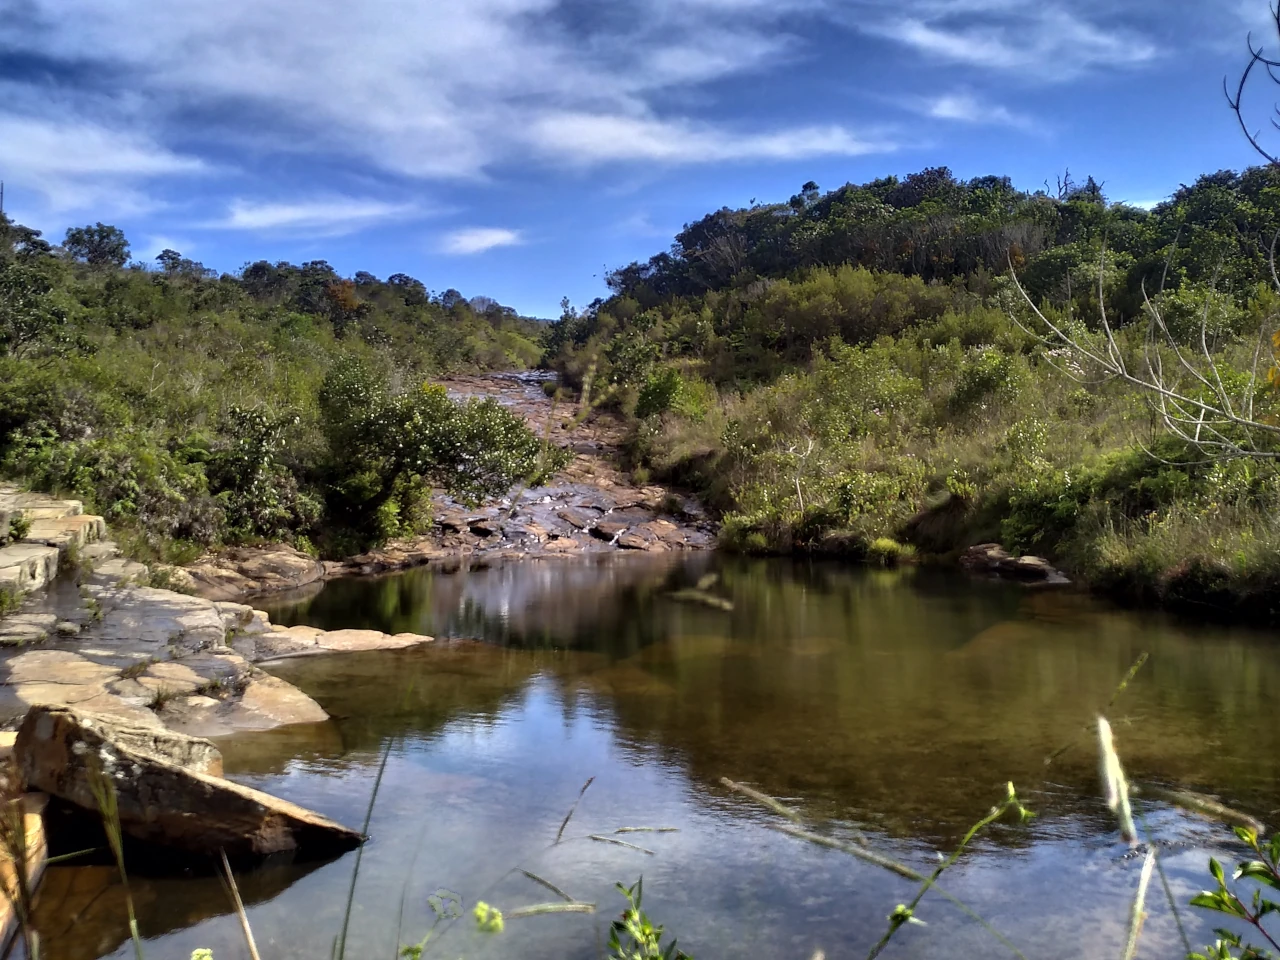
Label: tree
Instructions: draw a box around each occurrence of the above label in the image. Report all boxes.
[63,223,129,268]
[319,357,568,534]
[321,279,371,336]
[156,249,183,274]
[0,214,52,263]
[0,263,70,359]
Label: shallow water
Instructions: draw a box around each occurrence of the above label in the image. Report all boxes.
[35,557,1280,960]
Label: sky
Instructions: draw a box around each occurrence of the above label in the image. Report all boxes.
[1,0,1278,318]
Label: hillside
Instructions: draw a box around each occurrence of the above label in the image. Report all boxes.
[547,166,1280,619]
[0,216,560,566]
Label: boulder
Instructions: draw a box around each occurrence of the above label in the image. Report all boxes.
[184,545,324,601]
[590,520,629,542]
[16,705,361,860]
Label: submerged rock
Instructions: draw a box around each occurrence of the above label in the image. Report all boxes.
[16,705,362,859]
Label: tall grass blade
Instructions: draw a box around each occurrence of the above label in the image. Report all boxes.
[219,849,262,960]
[720,777,806,825]
[0,798,39,960]
[521,870,576,903]
[87,765,144,960]
[767,824,917,880]
[1045,652,1149,767]
[1098,716,1138,844]
[506,903,597,918]
[556,777,595,844]
[865,785,1030,960]
[1120,849,1156,960]
[336,735,394,960]
[766,825,1029,959]
[589,835,654,855]
[1131,783,1266,834]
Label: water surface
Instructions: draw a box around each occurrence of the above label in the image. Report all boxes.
[36,558,1280,960]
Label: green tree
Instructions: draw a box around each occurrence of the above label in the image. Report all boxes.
[0,264,69,359]
[63,223,130,268]
[319,357,568,536]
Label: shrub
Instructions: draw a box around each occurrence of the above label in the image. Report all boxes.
[867,536,915,566]
[7,512,31,541]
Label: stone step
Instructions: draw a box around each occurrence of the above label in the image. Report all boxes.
[0,544,61,594]
[20,515,105,550]
[82,540,121,563]
[0,490,84,524]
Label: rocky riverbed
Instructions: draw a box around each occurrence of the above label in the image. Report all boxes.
[185,372,717,600]
[0,373,718,739]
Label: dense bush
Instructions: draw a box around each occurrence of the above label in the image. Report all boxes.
[0,214,561,556]
[570,163,1280,618]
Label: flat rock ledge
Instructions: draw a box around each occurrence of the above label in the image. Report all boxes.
[17,705,362,860]
[960,543,1070,584]
[0,561,432,741]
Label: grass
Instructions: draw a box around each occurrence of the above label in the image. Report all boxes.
[0,586,21,619]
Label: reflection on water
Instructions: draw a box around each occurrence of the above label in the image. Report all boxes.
[34,558,1280,960]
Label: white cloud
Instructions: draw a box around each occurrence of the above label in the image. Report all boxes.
[0,0,1168,225]
[208,197,421,235]
[0,0,906,186]
[529,112,892,164]
[869,4,1158,79]
[0,114,205,215]
[918,92,1036,130]
[440,227,524,255]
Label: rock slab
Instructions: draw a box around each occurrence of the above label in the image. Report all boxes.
[16,705,362,860]
[960,543,1069,583]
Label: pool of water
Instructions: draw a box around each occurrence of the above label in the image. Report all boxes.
[34,557,1280,960]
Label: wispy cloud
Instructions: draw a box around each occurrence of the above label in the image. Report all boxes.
[0,114,205,215]
[208,197,420,235]
[914,92,1037,130]
[440,227,523,255]
[868,5,1158,79]
[0,0,1172,233]
[529,113,893,164]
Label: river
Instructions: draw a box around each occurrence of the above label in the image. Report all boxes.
[33,555,1280,960]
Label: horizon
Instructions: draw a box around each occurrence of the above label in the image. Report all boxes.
[2,0,1276,317]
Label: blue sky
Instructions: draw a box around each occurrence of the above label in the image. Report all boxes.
[0,0,1276,317]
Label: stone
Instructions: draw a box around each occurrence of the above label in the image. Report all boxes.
[468,518,501,538]
[21,515,106,550]
[81,540,121,563]
[84,585,228,656]
[185,545,324,601]
[15,705,358,859]
[0,613,56,645]
[54,621,80,637]
[556,508,597,530]
[959,543,1067,583]
[590,520,630,542]
[0,543,60,593]
[18,706,223,779]
[616,532,654,550]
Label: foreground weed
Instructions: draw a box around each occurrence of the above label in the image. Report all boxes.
[88,765,144,960]
[608,879,689,960]
[1189,827,1280,959]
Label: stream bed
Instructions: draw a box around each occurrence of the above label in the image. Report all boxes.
[34,556,1280,960]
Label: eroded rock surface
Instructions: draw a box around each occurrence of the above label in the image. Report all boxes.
[185,545,324,602]
[0,492,434,737]
[16,705,361,859]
